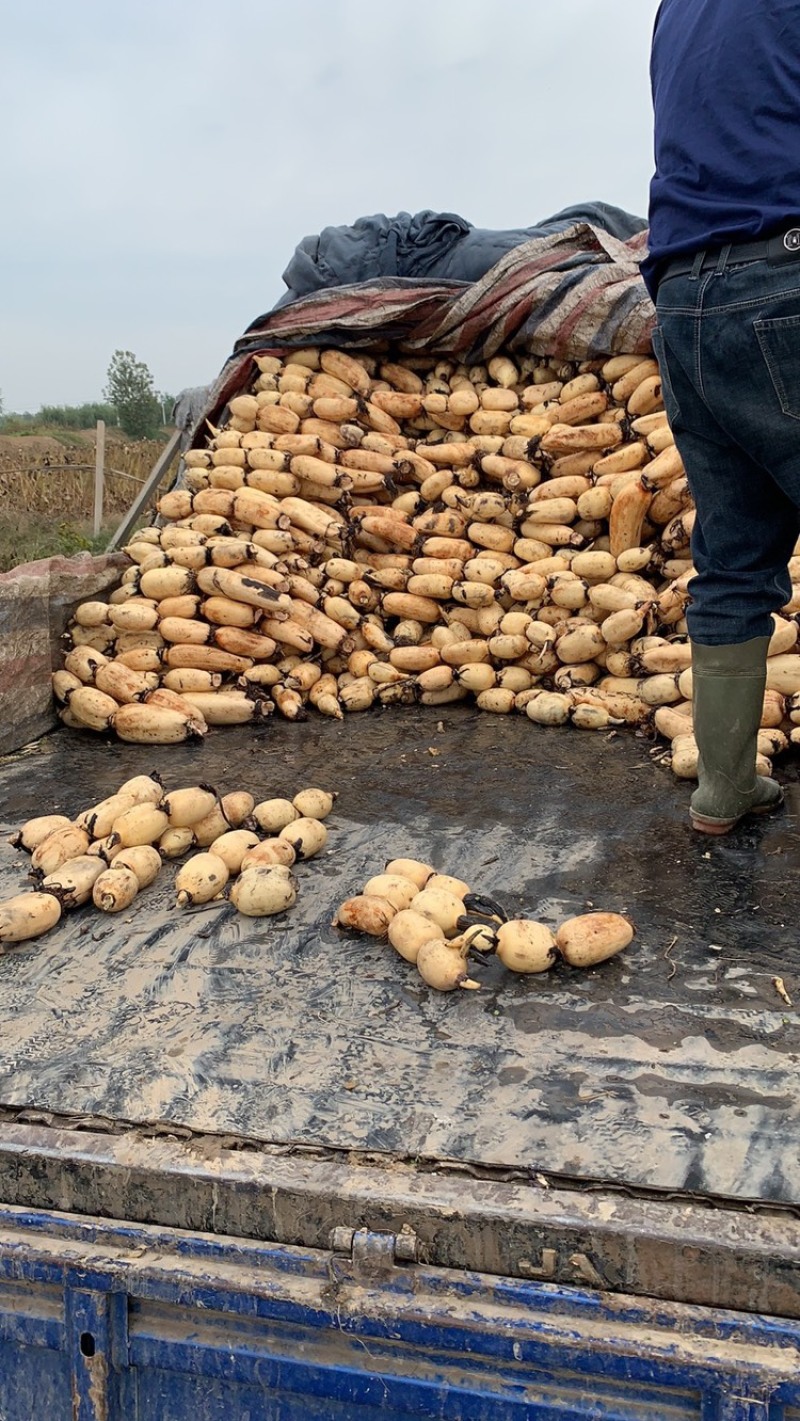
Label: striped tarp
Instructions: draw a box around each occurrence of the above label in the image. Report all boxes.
[198,223,654,436]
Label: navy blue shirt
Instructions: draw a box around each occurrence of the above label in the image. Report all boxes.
[642,0,800,297]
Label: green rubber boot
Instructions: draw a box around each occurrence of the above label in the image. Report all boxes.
[689,636,783,835]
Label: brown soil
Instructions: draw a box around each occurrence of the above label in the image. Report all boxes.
[0,426,136,457]
[0,434,75,458]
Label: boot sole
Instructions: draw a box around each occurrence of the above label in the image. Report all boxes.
[690,791,784,836]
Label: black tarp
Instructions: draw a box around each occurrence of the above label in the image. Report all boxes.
[0,710,797,1207]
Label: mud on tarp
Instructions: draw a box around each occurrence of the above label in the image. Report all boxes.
[0,553,128,757]
[194,223,655,439]
[0,712,798,1208]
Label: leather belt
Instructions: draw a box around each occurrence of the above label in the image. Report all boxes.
[658,224,800,286]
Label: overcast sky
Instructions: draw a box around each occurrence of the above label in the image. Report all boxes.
[0,0,661,412]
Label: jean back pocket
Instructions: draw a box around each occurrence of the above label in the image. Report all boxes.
[754,313,800,420]
[651,328,682,427]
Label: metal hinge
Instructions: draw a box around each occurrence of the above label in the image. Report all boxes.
[328,1225,419,1279]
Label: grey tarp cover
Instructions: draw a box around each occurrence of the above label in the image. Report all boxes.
[273,203,648,306]
[171,387,214,450]
[181,214,655,444]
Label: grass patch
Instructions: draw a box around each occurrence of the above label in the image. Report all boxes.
[0,516,113,573]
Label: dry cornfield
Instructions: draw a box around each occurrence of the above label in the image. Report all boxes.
[0,439,170,523]
[0,437,176,570]
[53,346,800,779]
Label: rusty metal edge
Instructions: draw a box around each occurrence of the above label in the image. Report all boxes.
[0,1121,798,1320]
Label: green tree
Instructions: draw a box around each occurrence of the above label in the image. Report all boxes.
[104,350,162,439]
[39,402,118,429]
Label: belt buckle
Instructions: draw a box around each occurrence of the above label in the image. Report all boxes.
[767,227,800,264]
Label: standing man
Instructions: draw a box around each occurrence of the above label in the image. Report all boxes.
[642,0,800,834]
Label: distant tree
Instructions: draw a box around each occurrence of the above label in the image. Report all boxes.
[38,402,119,430]
[104,350,162,440]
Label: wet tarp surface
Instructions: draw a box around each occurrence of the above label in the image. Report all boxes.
[0,711,798,1206]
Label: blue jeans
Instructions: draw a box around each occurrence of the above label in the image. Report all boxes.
[653,253,800,644]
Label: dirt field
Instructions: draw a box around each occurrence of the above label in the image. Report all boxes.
[0,434,72,460]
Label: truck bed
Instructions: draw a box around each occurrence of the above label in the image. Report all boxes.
[0,710,798,1208]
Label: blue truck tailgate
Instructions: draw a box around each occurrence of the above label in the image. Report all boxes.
[2,1205,800,1420]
